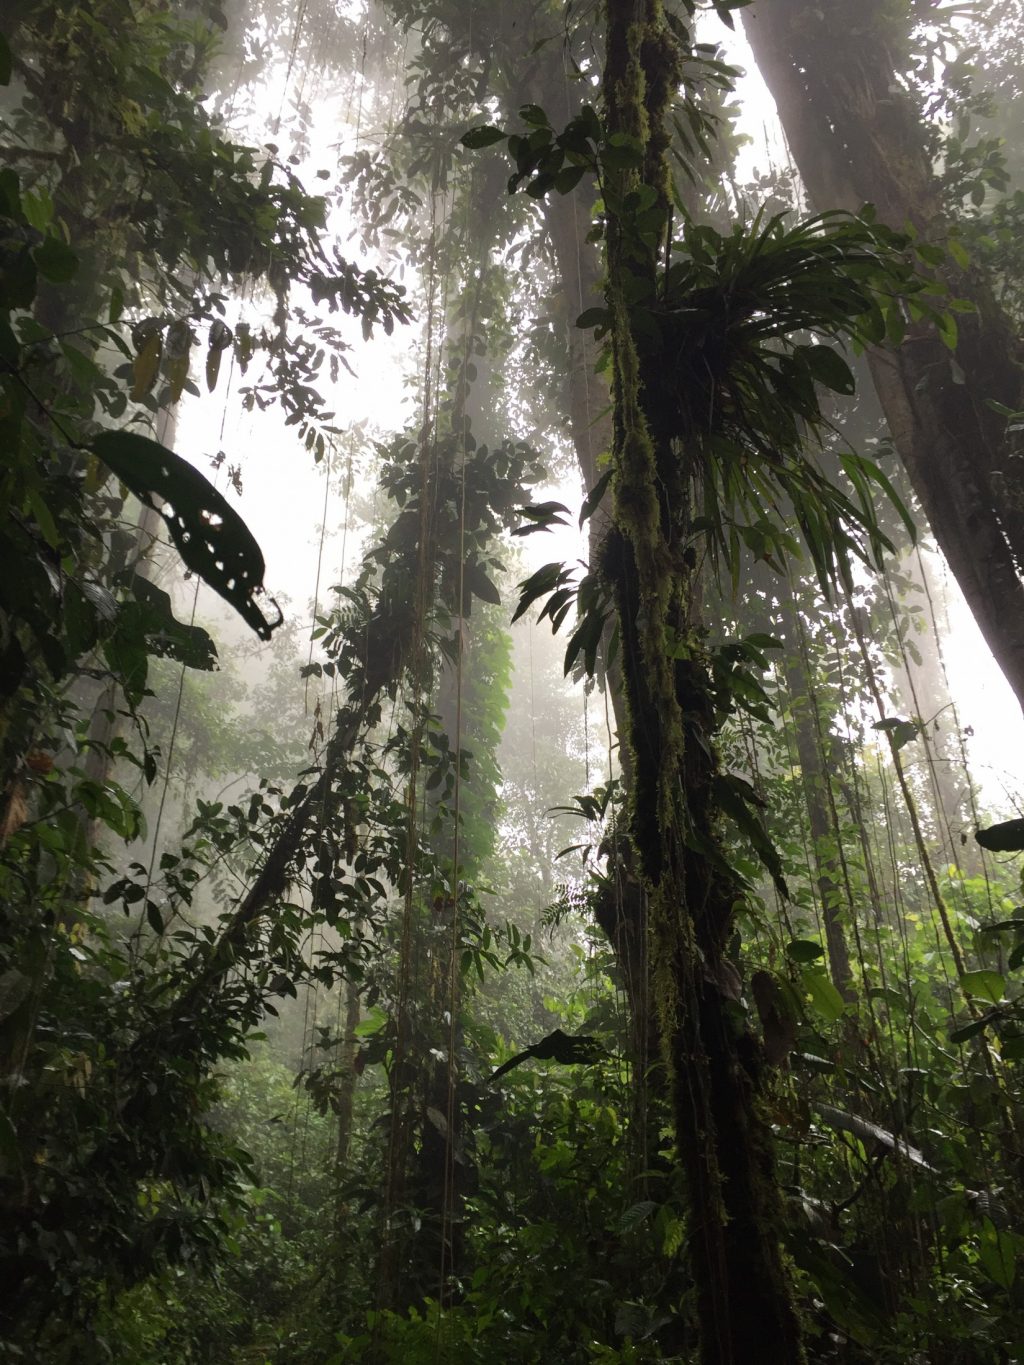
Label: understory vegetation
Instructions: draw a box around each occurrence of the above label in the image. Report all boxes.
[4,1,1024,1361]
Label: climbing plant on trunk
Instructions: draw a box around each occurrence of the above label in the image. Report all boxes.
[481,0,956,1355]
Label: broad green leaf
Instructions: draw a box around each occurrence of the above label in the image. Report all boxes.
[32,235,77,283]
[618,1200,657,1234]
[802,968,846,1022]
[948,237,970,269]
[949,1014,995,1044]
[783,1229,884,1346]
[872,716,922,752]
[960,969,1004,1004]
[519,104,551,128]
[977,1222,1018,1289]
[975,817,1024,852]
[786,938,825,964]
[355,1005,387,1038]
[800,343,855,395]
[91,430,281,640]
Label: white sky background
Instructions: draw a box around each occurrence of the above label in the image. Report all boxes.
[167,3,1024,814]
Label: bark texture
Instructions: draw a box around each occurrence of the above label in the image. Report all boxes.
[743,0,1024,710]
[601,4,804,1360]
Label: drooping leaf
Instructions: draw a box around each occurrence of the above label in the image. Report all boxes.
[130,575,218,670]
[783,1229,884,1347]
[206,344,223,393]
[511,501,571,536]
[580,467,614,527]
[713,772,788,899]
[463,560,502,608]
[131,331,162,400]
[977,1221,1020,1290]
[32,235,77,283]
[91,431,281,640]
[949,1012,998,1045]
[816,1102,934,1171]
[511,561,574,625]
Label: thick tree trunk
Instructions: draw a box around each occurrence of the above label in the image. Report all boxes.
[601,5,804,1361]
[743,0,1024,711]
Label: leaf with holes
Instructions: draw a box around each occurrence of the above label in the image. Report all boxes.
[130,575,218,670]
[91,431,281,640]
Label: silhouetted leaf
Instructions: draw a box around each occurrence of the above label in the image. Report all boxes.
[91,431,281,640]
[976,818,1024,853]
[130,576,217,670]
[461,125,506,149]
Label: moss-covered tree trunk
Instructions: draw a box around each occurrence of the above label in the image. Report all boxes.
[600,4,803,1361]
[743,0,1024,713]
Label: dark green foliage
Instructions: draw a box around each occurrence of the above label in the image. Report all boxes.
[4,1,1024,1362]
[486,1026,603,1081]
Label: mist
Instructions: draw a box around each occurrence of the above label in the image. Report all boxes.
[4,2,1024,1362]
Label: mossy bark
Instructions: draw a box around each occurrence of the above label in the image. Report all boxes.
[601,4,804,1360]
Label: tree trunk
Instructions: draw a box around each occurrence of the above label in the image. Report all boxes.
[743,0,1024,711]
[777,575,854,998]
[601,5,804,1360]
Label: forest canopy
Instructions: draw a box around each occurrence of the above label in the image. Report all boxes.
[3,1,1024,1362]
